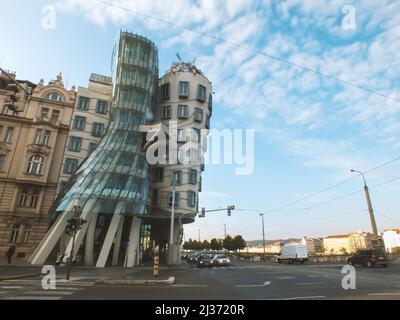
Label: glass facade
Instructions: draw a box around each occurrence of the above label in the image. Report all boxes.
[51,32,158,220]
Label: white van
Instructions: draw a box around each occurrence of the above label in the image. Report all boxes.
[275,243,309,264]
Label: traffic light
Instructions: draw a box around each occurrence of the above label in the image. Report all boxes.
[11,82,30,112]
[198,207,205,218]
[227,205,235,216]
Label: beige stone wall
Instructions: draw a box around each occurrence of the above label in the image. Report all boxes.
[0,72,75,261]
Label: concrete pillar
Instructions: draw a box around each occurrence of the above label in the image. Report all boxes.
[84,212,98,266]
[125,217,141,267]
[30,206,75,265]
[112,215,125,266]
[96,212,123,268]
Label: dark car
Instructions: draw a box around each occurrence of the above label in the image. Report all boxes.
[347,248,388,267]
[188,252,200,263]
[196,254,214,268]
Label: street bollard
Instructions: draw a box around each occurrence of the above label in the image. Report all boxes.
[153,255,159,277]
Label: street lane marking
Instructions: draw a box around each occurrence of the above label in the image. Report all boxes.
[269,295,326,300]
[236,281,271,288]
[277,276,295,280]
[1,286,23,289]
[368,292,400,296]
[171,284,208,288]
[297,282,326,285]
[24,290,76,295]
[4,296,62,300]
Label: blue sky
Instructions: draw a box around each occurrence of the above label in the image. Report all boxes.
[1,0,400,241]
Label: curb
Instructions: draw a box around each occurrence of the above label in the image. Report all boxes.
[0,273,40,281]
[95,276,175,285]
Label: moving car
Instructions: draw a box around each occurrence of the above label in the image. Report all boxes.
[196,254,214,268]
[275,243,309,264]
[347,248,388,267]
[211,254,231,266]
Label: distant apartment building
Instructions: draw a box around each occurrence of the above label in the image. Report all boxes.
[382,229,400,253]
[56,73,112,197]
[323,231,373,254]
[243,243,283,254]
[302,237,324,254]
[0,71,75,262]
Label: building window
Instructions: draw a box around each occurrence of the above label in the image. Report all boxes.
[10,224,21,244]
[152,167,164,182]
[171,170,182,185]
[177,105,188,118]
[40,108,49,118]
[59,181,67,193]
[161,105,171,119]
[43,130,51,145]
[77,96,89,110]
[0,154,6,171]
[187,191,196,208]
[73,116,86,130]
[5,127,14,144]
[23,224,31,243]
[64,158,78,174]
[34,129,43,144]
[161,83,170,100]
[30,189,40,208]
[88,143,97,155]
[177,129,187,143]
[197,85,206,102]
[194,108,203,122]
[27,155,44,175]
[68,136,82,152]
[169,192,180,207]
[51,109,60,122]
[96,100,108,114]
[92,123,104,137]
[205,115,210,129]
[48,92,62,102]
[152,189,158,205]
[208,93,213,112]
[189,169,197,184]
[179,81,189,98]
[19,188,29,207]
[192,128,201,142]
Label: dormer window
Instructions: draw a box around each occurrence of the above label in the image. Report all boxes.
[48,92,62,102]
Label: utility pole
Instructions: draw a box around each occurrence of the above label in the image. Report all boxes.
[224,224,227,253]
[168,172,177,266]
[260,213,266,261]
[198,229,201,242]
[351,170,379,236]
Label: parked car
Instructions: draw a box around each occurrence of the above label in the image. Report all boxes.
[347,248,388,267]
[211,254,231,266]
[187,252,200,263]
[196,254,214,268]
[275,243,309,264]
[181,252,189,260]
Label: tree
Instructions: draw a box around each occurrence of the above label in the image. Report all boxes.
[232,235,246,252]
[183,239,193,250]
[202,240,211,251]
[223,235,234,251]
[339,247,348,255]
[210,238,222,251]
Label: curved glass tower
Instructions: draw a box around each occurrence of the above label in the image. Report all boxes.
[30,32,159,267]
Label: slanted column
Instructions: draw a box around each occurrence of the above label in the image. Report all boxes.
[125,217,141,268]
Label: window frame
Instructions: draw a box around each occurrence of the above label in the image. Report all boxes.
[178,81,189,98]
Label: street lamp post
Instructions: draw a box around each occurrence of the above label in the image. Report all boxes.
[351,170,379,237]
[168,172,177,266]
[260,213,266,261]
[198,229,201,242]
[223,224,227,253]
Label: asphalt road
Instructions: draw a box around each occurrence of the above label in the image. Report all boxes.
[1,261,400,300]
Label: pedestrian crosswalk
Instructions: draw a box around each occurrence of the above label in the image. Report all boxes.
[0,280,94,300]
